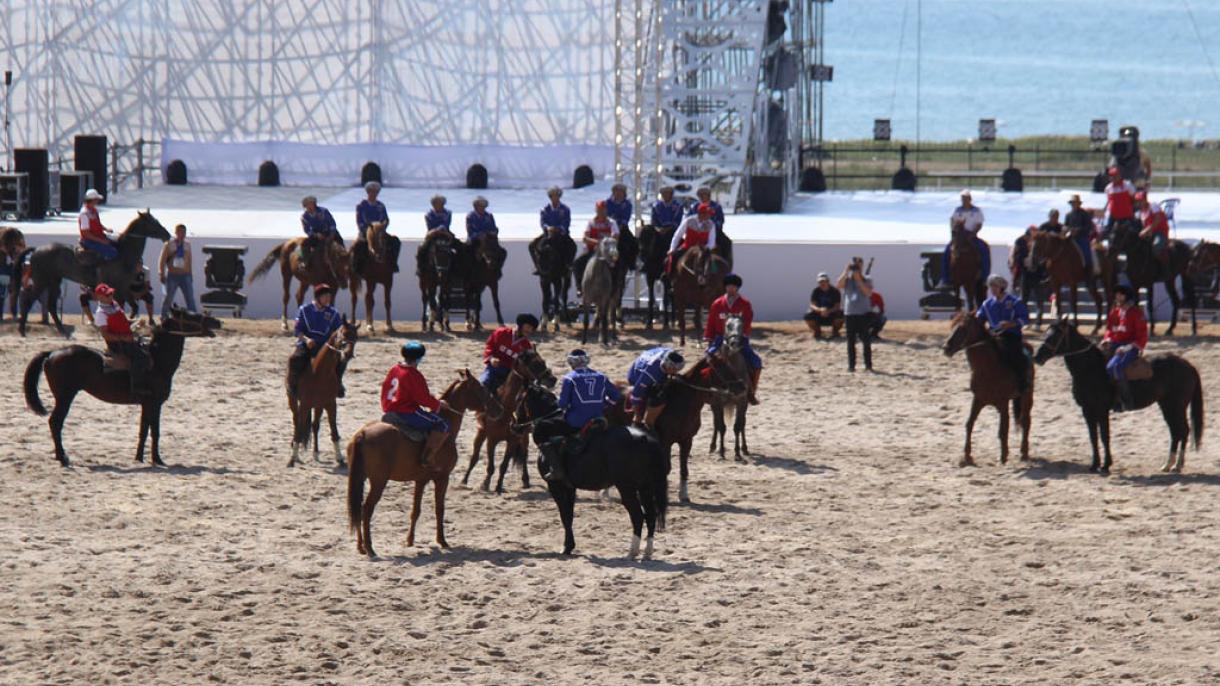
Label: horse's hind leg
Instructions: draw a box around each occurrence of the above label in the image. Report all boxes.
[494,443,513,494]
[327,402,343,466]
[312,407,323,458]
[709,404,725,458]
[553,485,577,555]
[997,403,1011,465]
[361,477,386,558]
[490,282,504,327]
[678,438,692,503]
[136,405,150,463]
[618,487,645,558]
[1159,403,1188,473]
[734,402,749,461]
[48,387,80,466]
[480,440,497,492]
[1164,279,1181,336]
[639,486,657,559]
[407,479,427,547]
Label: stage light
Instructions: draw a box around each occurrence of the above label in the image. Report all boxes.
[978,119,997,143]
[873,119,891,142]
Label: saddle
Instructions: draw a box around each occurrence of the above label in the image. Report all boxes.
[102,351,132,372]
[381,412,426,443]
[74,245,104,268]
[1126,355,1153,381]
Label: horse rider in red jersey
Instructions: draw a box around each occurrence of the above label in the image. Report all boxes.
[93,282,150,395]
[704,273,762,405]
[380,340,450,465]
[1135,191,1171,265]
[573,200,619,294]
[666,202,717,276]
[1103,166,1137,237]
[1101,284,1148,412]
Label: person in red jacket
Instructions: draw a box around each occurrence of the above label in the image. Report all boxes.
[93,282,150,395]
[480,313,539,393]
[704,273,762,404]
[1104,166,1137,236]
[865,277,887,340]
[1135,191,1171,263]
[381,340,450,464]
[1101,284,1148,411]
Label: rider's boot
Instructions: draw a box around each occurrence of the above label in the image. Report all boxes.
[419,428,448,466]
[1116,377,1135,412]
[542,440,568,483]
[748,368,761,405]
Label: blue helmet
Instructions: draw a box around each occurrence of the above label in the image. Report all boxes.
[401,340,426,361]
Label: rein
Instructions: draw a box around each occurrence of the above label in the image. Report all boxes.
[1047,327,1097,358]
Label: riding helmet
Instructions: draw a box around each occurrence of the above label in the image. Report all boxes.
[567,349,589,369]
[314,283,334,297]
[516,313,540,329]
[663,350,686,369]
[1114,284,1136,301]
[94,283,115,297]
[723,273,743,288]
[697,202,714,217]
[402,340,426,361]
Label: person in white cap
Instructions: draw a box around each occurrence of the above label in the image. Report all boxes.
[78,189,118,261]
[803,271,843,339]
[354,180,399,273]
[938,189,989,288]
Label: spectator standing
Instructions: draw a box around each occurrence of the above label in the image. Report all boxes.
[158,223,196,317]
[803,272,843,339]
[838,258,874,372]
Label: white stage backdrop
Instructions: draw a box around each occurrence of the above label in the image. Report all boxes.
[160,140,615,188]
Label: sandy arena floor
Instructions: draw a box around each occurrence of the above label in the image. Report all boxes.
[1,316,1218,685]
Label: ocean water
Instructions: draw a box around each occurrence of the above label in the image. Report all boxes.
[824,0,1220,141]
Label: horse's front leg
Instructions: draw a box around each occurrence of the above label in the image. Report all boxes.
[135,404,150,463]
[433,477,451,548]
[1146,286,1157,336]
[328,401,343,466]
[678,438,692,503]
[480,439,497,492]
[490,281,504,327]
[961,398,983,467]
[709,403,725,458]
[312,407,323,458]
[148,403,165,467]
[407,479,426,547]
[1164,277,1180,336]
[997,402,1011,465]
[462,429,485,486]
[421,284,431,332]
[734,402,749,461]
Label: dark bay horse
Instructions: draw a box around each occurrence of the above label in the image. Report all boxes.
[519,383,668,558]
[287,318,358,468]
[537,231,575,332]
[1034,319,1203,473]
[1186,239,1220,335]
[23,308,222,467]
[464,234,505,330]
[610,227,639,329]
[654,357,746,504]
[248,236,350,330]
[19,211,171,337]
[942,312,1034,467]
[706,314,752,462]
[637,224,674,329]
[1029,230,1110,332]
[347,370,503,557]
[1107,224,1190,335]
[670,245,728,346]
[948,227,986,314]
[417,230,461,332]
[462,348,557,493]
[350,221,397,333]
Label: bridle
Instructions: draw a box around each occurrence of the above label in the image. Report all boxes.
[1042,324,1096,358]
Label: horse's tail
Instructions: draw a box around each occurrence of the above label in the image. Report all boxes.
[248,242,286,285]
[511,440,527,470]
[1191,371,1204,451]
[347,430,366,533]
[24,350,51,416]
[650,440,669,526]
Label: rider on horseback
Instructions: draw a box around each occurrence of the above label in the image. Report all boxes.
[301,195,343,264]
[1135,191,1171,265]
[627,347,685,427]
[1064,194,1099,275]
[573,200,619,295]
[380,341,450,466]
[1102,284,1148,412]
[694,187,725,233]
[417,194,454,276]
[541,349,623,484]
[480,313,538,394]
[466,196,507,275]
[938,189,989,288]
[288,283,346,398]
[529,186,574,275]
[93,283,150,396]
[706,274,762,404]
[79,189,118,280]
[606,183,633,233]
[650,186,684,233]
[976,274,1030,394]
[1103,166,1137,237]
[355,181,400,273]
[666,203,717,276]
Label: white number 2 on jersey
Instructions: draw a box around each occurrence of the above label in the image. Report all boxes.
[386,377,400,402]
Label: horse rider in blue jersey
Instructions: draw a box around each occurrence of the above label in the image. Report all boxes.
[301,195,343,265]
[417,194,455,276]
[354,181,399,273]
[606,183,633,233]
[975,274,1030,393]
[466,196,507,273]
[539,349,623,483]
[694,186,725,233]
[288,283,348,398]
[650,186,684,234]
[529,186,576,275]
[627,347,686,427]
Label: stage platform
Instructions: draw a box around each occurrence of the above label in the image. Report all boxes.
[10,183,1220,324]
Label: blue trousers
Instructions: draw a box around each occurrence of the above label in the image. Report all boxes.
[707,335,763,369]
[480,364,510,393]
[162,273,196,317]
[1073,233,1093,269]
[941,237,990,283]
[386,408,450,434]
[1106,346,1141,381]
[82,239,119,260]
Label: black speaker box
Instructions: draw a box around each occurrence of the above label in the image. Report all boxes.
[74,135,107,200]
[14,148,49,218]
[1001,167,1024,192]
[60,170,93,212]
[750,175,785,213]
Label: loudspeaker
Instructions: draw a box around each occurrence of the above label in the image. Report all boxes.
[166,159,188,185]
[258,161,280,187]
[466,163,488,189]
[1092,171,1109,193]
[74,135,107,200]
[60,170,93,212]
[361,162,382,186]
[14,148,49,218]
[799,167,826,192]
[573,165,594,189]
[1001,167,1023,192]
[750,175,785,213]
[892,167,917,191]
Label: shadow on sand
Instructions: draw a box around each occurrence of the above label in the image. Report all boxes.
[371,545,718,574]
[748,453,837,476]
[85,462,251,476]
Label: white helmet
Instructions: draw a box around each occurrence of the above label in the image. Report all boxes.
[83,188,104,202]
[567,349,589,369]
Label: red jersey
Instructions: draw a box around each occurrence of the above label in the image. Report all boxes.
[94,302,132,336]
[483,326,533,366]
[1105,180,1136,220]
[78,206,108,242]
[1103,305,1148,350]
[381,364,440,414]
[704,294,754,340]
[1141,205,1169,238]
[583,217,617,251]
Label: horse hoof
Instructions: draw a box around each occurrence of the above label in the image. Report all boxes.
[437,539,450,549]
[734,455,747,464]
[152,457,166,467]
[958,458,975,468]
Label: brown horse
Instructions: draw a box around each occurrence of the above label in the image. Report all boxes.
[464,234,505,330]
[23,308,222,467]
[350,222,396,333]
[670,245,729,346]
[1186,239,1220,335]
[418,230,459,332]
[287,318,359,468]
[948,227,986,314]
[707,314,753,462]
[248,236,350,330]
[461,349,557,493]
[942,312,1034,466]
[346,370,503,557]
[1029,230,1110,332]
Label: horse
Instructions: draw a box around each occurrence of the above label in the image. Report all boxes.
[346,370,503,557]
[287,318,359,468]
[18,212,171,337]
[1107,223,1190,336]
[941,312,1034,467]
[1028,230,1110,332]
[581,236,619,345]
[518,382,668,558]
[461,348,557,493]
[654,356,747,504]
[948,226,986,314]
[706,314,753,462]
[610,227,640,329]
[417,230,461,332]
[1009,234,1048,329]
[537,231,576,332]
[1033,319,1204,474]
[349,221,397,333]
[247,236,350,331]
[1185,239,1220,335]
[23,307,222,467]
[669,245,729,346]
[637,224,674,329]
[463,234,505,330]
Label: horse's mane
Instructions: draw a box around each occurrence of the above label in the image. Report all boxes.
[439,378,461,400]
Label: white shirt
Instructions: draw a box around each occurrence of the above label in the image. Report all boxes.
[950,205,985,233]
[669,216,718,253]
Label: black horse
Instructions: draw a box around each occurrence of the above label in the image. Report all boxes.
[637,224,674,329]
[23,307,222,467]
[1033,319,1203,474]
[537,231,576,331]
[19,211,171,337]
[519,383,668,558]
[1107,223,1190,336]
[610,226,640,329]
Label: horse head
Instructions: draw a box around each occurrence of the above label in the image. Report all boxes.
[366,221,387,259]
[1187,238,1220,276]
[0,226,25,256]
[332,314,360,363]
[722,314,745,354]
[519,381,559,423]
[473,234,500,267]
[942,310,986,357]
[1033,316,1082,365]
[427,232,454,277]
[514,348,557,389]
[123,210,172,243]
[693,355,747,397]
[596,235,620,266]
[161,306,223,337]
[449,368,503,420]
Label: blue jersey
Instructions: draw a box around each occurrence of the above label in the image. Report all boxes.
[425,208,451,232]
[606,196,633,229]
[302,207,339,239]
[650,199,684,230]
[628,347,675,402]
[558,368,622,428]
[466,211,498,241]
[976,293,1028,338]
[355,199,389,238]
[294,302,343,347]
[540,203,572,234]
